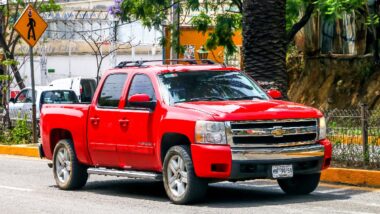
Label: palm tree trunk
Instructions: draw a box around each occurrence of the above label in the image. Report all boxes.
[243,0,288,97]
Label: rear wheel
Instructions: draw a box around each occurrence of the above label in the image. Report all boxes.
[277,173,321,195]
[163,145,207,204]
[53,139,88,190]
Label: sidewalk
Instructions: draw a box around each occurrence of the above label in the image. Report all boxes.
[0,144,379,188]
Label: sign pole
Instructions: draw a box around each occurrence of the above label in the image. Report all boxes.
[13,4,48,146]
[29,46,37,145]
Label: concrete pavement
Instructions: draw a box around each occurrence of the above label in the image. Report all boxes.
[0,155,379,214]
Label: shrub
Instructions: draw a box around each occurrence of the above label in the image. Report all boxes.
[10,117,32,144]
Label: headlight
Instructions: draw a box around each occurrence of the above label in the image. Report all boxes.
[318,117,327,140]
[195,121,228,144]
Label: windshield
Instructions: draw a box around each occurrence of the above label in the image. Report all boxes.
[158,71,269,104]
[41,90,79,105]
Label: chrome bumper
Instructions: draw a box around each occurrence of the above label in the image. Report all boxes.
[231,144,325,161]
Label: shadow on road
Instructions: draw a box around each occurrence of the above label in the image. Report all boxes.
[78,178,368,208]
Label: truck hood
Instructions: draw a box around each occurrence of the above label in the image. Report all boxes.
[174,100,323,121]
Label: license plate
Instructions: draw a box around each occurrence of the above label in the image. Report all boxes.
[272,165,293,178]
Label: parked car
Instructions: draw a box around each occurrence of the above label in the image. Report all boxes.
[49,77,97,103]
[9,87,79,124]
[40,61,332,204]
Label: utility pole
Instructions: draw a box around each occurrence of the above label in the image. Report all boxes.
[68,39,72,77]
[171,1,180,61]
[40,42,47,85]
[109,17,118,67]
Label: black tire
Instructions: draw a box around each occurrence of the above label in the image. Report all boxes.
[52,139,88,190]
[277,173,321,195]
[163,145,207,204]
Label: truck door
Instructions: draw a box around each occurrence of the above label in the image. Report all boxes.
[9,89,30,122]
[87,73,128,167]
[117,74,159,170]
[22,89,33,122]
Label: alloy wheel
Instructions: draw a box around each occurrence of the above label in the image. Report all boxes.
[167,155,188,197]
[55,147,72,184]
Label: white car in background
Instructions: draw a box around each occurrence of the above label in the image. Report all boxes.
[9,86,79,124]
[49,77,97,103]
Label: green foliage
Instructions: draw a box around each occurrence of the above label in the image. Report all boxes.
[1,117,32,145]
[205,14,241,55]
[315,0,366,20]
[10,118,32,144]
[190,12,212,34]
[119,0,242,56]
[1,59,19,67]
[0,75,11,81]
[40,0,61,12]
[118,0,368,56]
[366,14,380,27]
[286,0,308,32]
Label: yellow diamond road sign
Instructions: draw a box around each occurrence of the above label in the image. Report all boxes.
[14,4,48,47]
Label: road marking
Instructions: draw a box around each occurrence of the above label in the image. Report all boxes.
[0,154,43,161]
[317,187,351,194]
[0,185,33,192]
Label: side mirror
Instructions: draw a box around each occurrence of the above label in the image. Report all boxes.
[267,89,282,99]
[9,98,15,103]
[128,94,156,110]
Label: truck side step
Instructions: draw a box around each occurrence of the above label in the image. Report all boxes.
[87,168,163,181]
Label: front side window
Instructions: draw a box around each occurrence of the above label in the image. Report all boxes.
[25,90,33,102]
[158,71,269,104]
[127,74,156,101]
[98,74,128,108]
[15,90,29,103]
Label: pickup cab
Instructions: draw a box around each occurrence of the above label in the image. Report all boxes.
[40,61,332,204]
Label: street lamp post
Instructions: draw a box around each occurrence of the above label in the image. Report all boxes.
[197,46,209,61]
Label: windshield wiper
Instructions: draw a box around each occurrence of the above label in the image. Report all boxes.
[189,97,227,102]
[229,96,265,100]
[174,97,226,103]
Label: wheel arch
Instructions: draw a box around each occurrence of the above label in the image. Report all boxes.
[49,128,73,155]
[160,132,192,164]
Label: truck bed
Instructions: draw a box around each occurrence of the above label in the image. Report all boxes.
[40,104,91,163]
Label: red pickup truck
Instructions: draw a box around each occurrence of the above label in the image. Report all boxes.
[40,61,332,204]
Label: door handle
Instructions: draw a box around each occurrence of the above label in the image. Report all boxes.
[118,119,129,128]
[90,117,100,126]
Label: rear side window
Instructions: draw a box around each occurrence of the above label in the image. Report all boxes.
[127,74,156,101]
[98,74,127,108]
[41,91,79,104]
[80,79,97,103]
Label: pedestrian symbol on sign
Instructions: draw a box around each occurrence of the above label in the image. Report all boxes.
[27,9,36,41]
[13,4,48,47]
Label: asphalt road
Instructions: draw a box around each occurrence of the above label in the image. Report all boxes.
[0,155,379,214]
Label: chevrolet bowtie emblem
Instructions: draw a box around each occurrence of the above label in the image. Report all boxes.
[271,127,285,137]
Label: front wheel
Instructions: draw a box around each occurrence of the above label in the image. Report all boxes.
[163,145,207,204]
[53,139,88,190]
[277,173,321,195]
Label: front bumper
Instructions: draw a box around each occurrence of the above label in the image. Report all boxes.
[229,144,324,180]
[191,140,331,180]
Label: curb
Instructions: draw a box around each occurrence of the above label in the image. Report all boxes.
[0,144,40,158]
[321,167,380,188]
[1,145,379,188]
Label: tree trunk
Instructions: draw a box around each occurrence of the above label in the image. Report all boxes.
[0,11,25,90]
[0,36,25,89]
[242,0,288,97]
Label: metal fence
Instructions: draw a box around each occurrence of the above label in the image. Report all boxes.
[326,105,380,169]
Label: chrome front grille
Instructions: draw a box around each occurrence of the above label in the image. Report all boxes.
[229,119,318,148]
